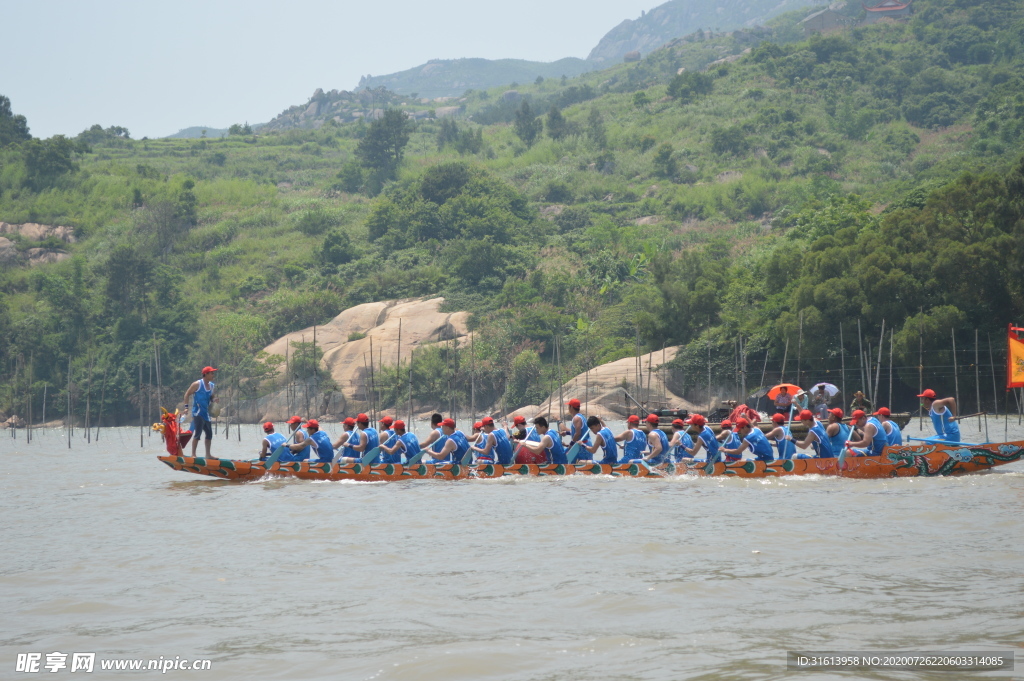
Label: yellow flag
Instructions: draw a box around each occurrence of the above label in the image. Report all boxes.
[1009,325,1024,389]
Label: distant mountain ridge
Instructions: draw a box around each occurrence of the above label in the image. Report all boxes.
[587,0,819,63]
[358,57,595,99]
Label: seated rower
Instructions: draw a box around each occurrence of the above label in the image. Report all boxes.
[560,399,589,446]
[259,422,286,460]
[331,417,356,460]
[517,417,567,465]
[765,413,796,460]
[793,410,835,459]
[336,417,365,464]
[722,418,775,462]
[583,415,618,465]
[918,389,960,443]
[614,415,648,465]
[379,420,421,464]
[668,419,694,462]
[471,417,509,465]
[643,413,671,465]
[825,409,852,455]
[297,419,334,464]
[845,409,888,457]
[379,416,396,446]
[509,415,529,441]
[280,416,311,462]
[419,413,445,451]
[873,407,903,446]
[428,418,471,464]
[717,420,742,461]
[469,421,484,446]
[679,414,721,463]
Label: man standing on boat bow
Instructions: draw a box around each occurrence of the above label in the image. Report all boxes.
[183,366,217,458]
[918,389,960,443]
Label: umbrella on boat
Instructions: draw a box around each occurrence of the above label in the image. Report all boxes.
[809,382,839,398]
[767,383,802,400]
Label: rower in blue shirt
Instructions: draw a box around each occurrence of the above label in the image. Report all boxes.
[584,416,618,465]
[258,422,286,461]
[825,409,852,456]
[429,418,470,464]
[379,420,421,464]
[679,414,720,463]
[279,415,311,462]
[296,419,334,463]
[183,366,218,458]
[643,413,671,465]
[918,389,961,443]
[723,418,776,462]
[873,407,903,446]
[766,413,797,460]
[518,417,567,464]
[560,398,590,446]
[717,420,742,461]
[615,415,648,465]
[668,419,695,462]
[794,410,835,458]
[418,413,446,453]
[846,409,889,457]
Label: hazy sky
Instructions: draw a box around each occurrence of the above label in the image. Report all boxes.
[2,0,655,139]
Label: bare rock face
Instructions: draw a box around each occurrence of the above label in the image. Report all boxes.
[0,222,77,243]
[249,297,470,421]
[26,248,71,266]
[0,237,17,265]
[505,346,701,421]
[623,50,642,62]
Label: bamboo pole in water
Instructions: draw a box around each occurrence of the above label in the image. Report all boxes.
[42,383,47,428]
[918,312,924,428]
[706,340,712,416]
[951,328,960,416]
[857,319,866,398]
[987,331,999,420]
[797,310,804,389]
[408,348,414,427]
[147,351,153,438]
[888,330,894,409]
[67,355,72,449]
[396,319,402,418]
[780,337,789,383]
[471,331,476,422]
[85,355,93,443]
[874,320,885,408]
[139,361,143,448]
[758,348,769,413]
[95,364,107,442]
[974,329,982,432]
[840,323,847,411]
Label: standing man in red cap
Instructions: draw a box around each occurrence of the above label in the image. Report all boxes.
[560,399,588,447]
[183,366,217,458]
[918,389,960,443]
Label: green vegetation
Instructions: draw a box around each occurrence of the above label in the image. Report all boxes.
[1,0,1023,422]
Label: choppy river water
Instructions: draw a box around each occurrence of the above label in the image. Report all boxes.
[2,418,1023,680]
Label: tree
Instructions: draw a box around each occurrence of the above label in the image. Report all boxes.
[513,101,542,147]
[0,95,30,147]
[633,91,651,110]
[319,228,353,266]
[587,107,606,148]
[653,143,677,178]
[355,108,412,181]
[228,122,252,135]
[22,136,78,190]
[546,106,569,140]
[667,71,714,103]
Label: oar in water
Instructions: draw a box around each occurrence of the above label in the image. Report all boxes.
[361,447,381,466]
[565,442,581,464]
[907,436,983,446]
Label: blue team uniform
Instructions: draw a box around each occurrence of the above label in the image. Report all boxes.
[263,431,286,459]
[617,429,647,464]
[807,420,835,458]
[742,428,775,462]
[545,433,567,464]
[883,420,903,446]
[190,379,215,440]
[492,429,514,465]
[721,431,742,461]
[594,427,617,464]
[829,423,851,457]
[772,426,797,460]
[930,405,960,443]
[282,427,312,462]
[697,426,720,463]
[852,417,889,457]
[308,430,334,463]
[671,431,694,462]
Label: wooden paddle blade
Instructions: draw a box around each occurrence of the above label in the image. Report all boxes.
[361,447,381,465]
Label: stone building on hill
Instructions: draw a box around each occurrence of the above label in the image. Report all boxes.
[800,8,846,34]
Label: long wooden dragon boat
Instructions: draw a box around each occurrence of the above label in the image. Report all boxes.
[157,443,1024,482]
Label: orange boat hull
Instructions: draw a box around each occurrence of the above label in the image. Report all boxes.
[158,441,1024,482]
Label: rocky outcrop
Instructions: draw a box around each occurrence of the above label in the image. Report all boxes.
[0,222,77,243]
[505,346,701,422]
[0,223,75,267]
[237,297,470,422]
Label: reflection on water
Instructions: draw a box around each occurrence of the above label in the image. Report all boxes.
[1,424,1022,680]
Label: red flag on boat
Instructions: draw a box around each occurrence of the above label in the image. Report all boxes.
[1009,324,1024,389]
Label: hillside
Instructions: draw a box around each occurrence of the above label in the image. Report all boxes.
[587,0,818,63]
[1,0,1022,427]
[357,58,595,99]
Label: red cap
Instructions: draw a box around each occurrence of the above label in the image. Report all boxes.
[686,414,706,427]
[202,366,217,374]
[720,419,733,429]
[393,420,406,430]
[917,389,936,399]
[356,413,369,424]
[481,417,494,426]
[441,418,456,428]
[513,415,526,425]
[473,421,483,430]
[850,409,867,422]
[829,408,844,420]
[735,417,751,429]
[568,398,581,409]
[771,413,786,424]
[380,416,394,427]
[873,407,891,417]
[627,415,641,424]
[798,410,814,421]
[286,415,303,425]
[342,417,356,427]
[645,413,660,425]
[306,419,320,430]
[671,418,685,428]
[262,422,274,432]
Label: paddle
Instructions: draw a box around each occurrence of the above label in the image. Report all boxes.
[565,442,581,464]
[908,436,983,446]
[262,426,303,467]
[405,451,425,466]
[460,446,474,466]
[361,446,381,466]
